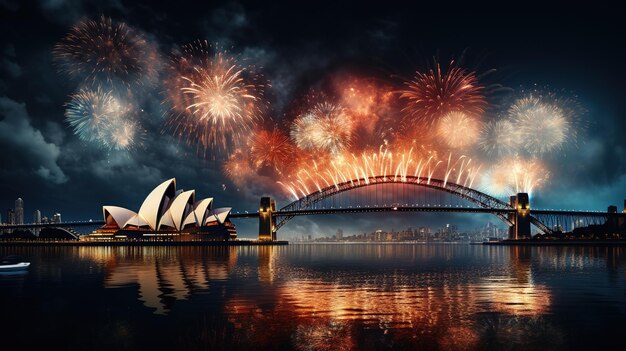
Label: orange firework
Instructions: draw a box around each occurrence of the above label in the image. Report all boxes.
[250,128,293,173]
[164,40,266,157]
[223,149,255,185]
[400,60,486,128]
[290,102,353,154]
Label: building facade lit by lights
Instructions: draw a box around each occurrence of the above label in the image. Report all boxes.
[84,178,236,241]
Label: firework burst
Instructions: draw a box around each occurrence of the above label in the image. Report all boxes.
[508,95,574,155]
[250,129,293,172]
[223,149,255,185]
[290,102,353,154]
[400,60,487,128]
[436,111,482,149]
[64,87,142,150]
[164,40,265,156]
[479,120,519,156]
[482,157,549,197]
[53,16,158,87]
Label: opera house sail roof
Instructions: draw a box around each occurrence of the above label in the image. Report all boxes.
[101,178,232,233]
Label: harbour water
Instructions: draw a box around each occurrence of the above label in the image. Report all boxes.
[1,243,625,350]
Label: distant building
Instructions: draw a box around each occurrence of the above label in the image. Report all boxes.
[33,210,41,224]
[14,198,24,225]
[336,229,343,240]
[52,213,62,223]
[7,209,15,225]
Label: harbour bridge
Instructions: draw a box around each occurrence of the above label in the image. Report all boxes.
[2,175,625,240]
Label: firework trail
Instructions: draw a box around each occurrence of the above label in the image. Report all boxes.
[400,60,487,128]
[164,40,265,156]
[65,87,143,150]
[250,129,293,173]
[278,146,481,200]
[508,94,574,155]
[53,16,158,87]
[436,111,482,149]
[290,102,353,154]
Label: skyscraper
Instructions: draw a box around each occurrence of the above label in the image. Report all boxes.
[52,213,62,223]
[7,209,15,225]
[14,198,24,225]
[33,210,41,224]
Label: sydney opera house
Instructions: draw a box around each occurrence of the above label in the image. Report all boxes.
[84,178,236,241]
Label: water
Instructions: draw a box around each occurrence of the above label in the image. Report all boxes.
[1,244,625,350]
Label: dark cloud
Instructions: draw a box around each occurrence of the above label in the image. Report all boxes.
[0,96,68,184]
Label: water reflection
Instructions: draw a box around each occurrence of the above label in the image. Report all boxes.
[79,246,238,314]
[2,244,626,350]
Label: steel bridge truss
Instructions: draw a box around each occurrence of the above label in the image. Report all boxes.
[275,175,555,233]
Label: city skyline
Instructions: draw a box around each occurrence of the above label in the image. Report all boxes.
[1,2,625,239]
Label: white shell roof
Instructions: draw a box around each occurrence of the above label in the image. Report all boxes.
[103,206,137,228]
[138,178,176,230]
[100,178,228,231]
[124,213,150,228]
[159,190,195,230]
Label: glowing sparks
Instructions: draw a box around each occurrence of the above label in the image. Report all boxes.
[279,146,481,201]
[436,111,482,149]
[479,120,518,156]
[53,16,158,87]
[223,149,254,185]
[508,95,572,155]
[250,129,293,172]
[482,157,550,197]
[290,102,353,154]
[64,87,142,150]
[400,60,487,127]
[164,40,265,156]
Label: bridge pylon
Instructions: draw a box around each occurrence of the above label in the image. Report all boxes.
[259,197,276,241]
[509,193,531,239]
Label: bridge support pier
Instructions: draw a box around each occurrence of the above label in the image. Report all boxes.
[259,197,276,241]
[509,193,531,239]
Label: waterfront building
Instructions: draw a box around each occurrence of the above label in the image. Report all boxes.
[85,178,236,241]
[33,209,41,224]
[52,213,61,223]
[14,198,23,225]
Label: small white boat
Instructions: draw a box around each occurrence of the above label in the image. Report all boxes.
[0,256,30,271]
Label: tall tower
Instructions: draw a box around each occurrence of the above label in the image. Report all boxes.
[515,193,531,239]
[259,197,276,241]
[14,198,24,225]
[33,209,41,224]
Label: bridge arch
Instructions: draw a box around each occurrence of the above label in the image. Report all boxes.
[275,175,551,234]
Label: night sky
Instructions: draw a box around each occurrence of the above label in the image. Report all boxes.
[1,1,625,238]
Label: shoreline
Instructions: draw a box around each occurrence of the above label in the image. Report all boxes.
[484,240,626,246]
[0,240,289,247]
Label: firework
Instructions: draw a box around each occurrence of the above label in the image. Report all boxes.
[279,146,480,200]
[164,40,265,156]
[479,120,519,156]
[400,60,487,127]
[53,16,158,87]
[482,157,549,197]
[290,102,353,153]
[250,129,293,172]
[508,95,573,155]
[223,149,255,185]
[65,87,141,150]
[436,111,481,149]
